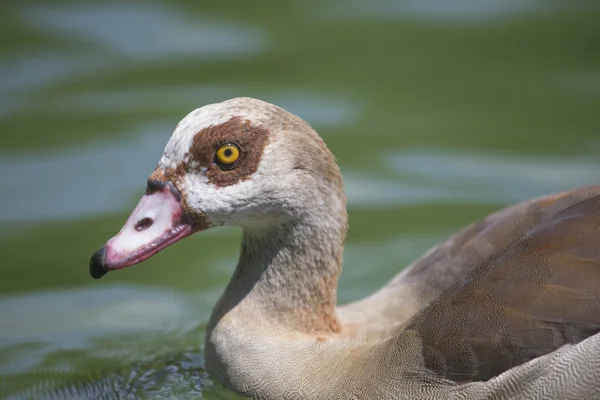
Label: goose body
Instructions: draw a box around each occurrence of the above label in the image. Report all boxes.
[90,98,600,399]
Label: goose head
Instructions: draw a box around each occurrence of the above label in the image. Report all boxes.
[89,97,346,278]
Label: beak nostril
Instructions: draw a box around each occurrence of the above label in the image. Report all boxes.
[135,217,154,231]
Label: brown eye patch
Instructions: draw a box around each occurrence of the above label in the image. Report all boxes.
[186,116,270,187]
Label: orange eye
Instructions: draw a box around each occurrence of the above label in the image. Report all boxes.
[215,143,240,167]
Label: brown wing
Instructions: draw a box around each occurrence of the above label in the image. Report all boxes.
[405,191,600,382]
[383,186,600,322]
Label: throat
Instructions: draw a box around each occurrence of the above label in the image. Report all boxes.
[208,212,347,336]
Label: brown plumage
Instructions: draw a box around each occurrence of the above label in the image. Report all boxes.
[406,188,600,382]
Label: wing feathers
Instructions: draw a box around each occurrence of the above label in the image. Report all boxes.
[406,191,600,382]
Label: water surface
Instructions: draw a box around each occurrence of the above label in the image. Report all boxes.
[1,0,599,398]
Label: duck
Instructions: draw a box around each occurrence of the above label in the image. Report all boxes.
[89,97,600,399]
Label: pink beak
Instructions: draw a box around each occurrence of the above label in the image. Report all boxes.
[89,180,194,279]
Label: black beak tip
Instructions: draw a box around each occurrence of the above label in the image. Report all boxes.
[89,247,109,279]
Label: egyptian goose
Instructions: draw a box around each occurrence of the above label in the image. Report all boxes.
[90,98,600,399]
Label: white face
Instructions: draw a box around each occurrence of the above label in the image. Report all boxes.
[158,98,301,228]
[90,98,311,278]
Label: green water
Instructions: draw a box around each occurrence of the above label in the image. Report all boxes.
[1,1,599,398]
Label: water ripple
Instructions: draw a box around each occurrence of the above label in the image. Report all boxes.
[21,3,266,62]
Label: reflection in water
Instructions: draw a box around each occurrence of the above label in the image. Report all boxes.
[321,0,589,22]
[0,2,266,120]
[55,88,362,128]
[21,3,266,61]
[0,122,170,224]
[388,148,600,203]
[343,147,600,208]
[339,232,449,303]
[56,85,242,114]
[554,72,600,96]
[0,285,214,399]
[345,172,454,206]
[0,285,205,375]
[0,54,93,119]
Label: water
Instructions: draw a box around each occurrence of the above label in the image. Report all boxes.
[1,0,599,398]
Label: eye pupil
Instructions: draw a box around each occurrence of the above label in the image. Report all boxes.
[224,148,232,157]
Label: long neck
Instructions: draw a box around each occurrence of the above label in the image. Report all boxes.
[208,208,347,335]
